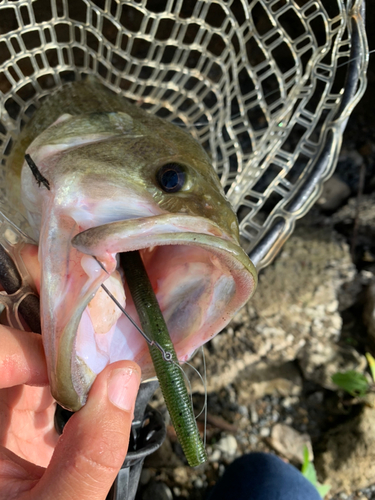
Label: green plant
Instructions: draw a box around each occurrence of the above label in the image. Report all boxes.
[301,446,331,499]
[331,352,375,399]
[331,370,370,397]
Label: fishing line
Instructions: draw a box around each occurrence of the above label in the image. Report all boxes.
[336,48,375,68]
[182,348,207,448]
[93,255,172,361]
[174,352,208,448]
[100,282,173,362]
[183,360,207,420]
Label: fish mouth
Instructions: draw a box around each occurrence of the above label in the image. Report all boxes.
[39,212,256,411]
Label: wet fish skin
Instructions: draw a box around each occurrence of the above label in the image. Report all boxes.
[7,79,257,411]
[9,79,238,239]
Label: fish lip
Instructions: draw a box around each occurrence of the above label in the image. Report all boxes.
[71,213,241,257]
[52,214,257,411]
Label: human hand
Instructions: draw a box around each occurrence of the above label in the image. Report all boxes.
[0,245,141,500]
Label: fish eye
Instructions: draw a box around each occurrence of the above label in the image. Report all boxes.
[157,163,186,193]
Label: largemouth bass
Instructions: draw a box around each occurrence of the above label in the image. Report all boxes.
[7,79,257,411]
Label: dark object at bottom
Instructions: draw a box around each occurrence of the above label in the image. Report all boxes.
[206,452,321,500]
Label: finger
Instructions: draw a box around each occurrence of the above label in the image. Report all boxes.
[35,360,141,500]
[0,325,48,388]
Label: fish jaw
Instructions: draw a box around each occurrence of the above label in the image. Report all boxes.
[39,208,256,411]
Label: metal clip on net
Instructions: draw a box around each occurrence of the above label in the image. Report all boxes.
[0,206,166,500]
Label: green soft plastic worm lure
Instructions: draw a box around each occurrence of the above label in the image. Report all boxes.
[121,250,207,467]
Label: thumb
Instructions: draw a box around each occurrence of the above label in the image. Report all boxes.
[35,361,141,500]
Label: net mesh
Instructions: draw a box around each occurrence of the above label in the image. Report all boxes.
[0,0,368,268]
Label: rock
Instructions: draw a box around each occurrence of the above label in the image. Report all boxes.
[238,405,249,417]
[259,427,270,438]
[236,361,302,405]
[338,273,364,311]
[188,223,356,394]
[281,396,299,408]
[307,391,324,405]
[249,434,258,445]
[173,466,189,485]
[142,481,173,500]
[297,342,367,390]
[215,435,238,457]
[317,175,351,211]
[249,224,354,359]
[269,424,313,464]
[144,436,183,469]
[339,148,364,168]
[333,192,375,274]
[360,270,375,285]
[209,449,221,463]
[250,403,259,424]
[140,468,153,485]
[315,404,375,495]
[194,477,204,489]
[333,192,375,228]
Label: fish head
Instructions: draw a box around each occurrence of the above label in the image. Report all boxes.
[20,107,257,411]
